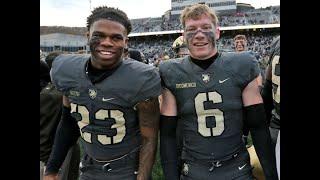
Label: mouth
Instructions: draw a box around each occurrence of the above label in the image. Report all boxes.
[193,42,209,47]
[96,49,116,58]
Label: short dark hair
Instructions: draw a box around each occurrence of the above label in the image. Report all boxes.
[86,6,132,34]
[128,49,143,62]
[40,60,50,91]
[45,51,62,70]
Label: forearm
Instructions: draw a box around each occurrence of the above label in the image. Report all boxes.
[251,128,277,179]
[137,134,158,180]
[137,97,160,180]
[160,115,179,180]
[45,106,80,175]
[261,79,274,124]
[245,104,278,180]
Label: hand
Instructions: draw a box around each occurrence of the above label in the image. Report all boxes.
[43,173,59,180]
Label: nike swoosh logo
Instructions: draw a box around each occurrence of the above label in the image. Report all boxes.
[219,78,230,83]
[238,163,247,170]
[102,97,115,102]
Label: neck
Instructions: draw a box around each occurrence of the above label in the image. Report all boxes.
[90,58,122,70]
[190,52,220,70]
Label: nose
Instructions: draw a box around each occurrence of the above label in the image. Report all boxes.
[193,29,207,38]
[100,37,113,46]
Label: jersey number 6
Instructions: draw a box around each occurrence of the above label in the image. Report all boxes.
[195,91,224,137]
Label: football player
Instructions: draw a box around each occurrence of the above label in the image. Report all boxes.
[159,4,278,180]
[172,35,189,58]
[44,6,161,180]
[262,36,280,179]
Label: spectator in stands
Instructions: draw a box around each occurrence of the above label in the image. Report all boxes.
[234,34,248,52]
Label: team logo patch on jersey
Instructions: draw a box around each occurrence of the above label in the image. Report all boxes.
[88,89,97,99]
[202,74,211,83]
[182,163,189,175]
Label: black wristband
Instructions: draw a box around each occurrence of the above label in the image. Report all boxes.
[244,104,278,180]
[45,106,80,174]
[261,80,274,124]
[160,115,179,180]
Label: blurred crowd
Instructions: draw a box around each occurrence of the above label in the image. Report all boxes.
[131,6,280,33]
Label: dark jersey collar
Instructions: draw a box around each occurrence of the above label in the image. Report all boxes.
[190,52,220,70]
[86,58,122,84]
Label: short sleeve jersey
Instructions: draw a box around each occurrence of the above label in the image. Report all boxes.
[159,52,260,160]
[51,54,161,160]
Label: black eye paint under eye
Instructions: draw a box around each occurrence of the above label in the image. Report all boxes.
[89,36,101,52]
[185,29,216,47]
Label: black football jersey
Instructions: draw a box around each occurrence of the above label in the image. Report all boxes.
[159,52,260,160]
[51,54,161,161]
[269,36,280,129]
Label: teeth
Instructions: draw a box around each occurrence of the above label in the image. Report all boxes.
[100,51,112,55]
[195,43,207,46]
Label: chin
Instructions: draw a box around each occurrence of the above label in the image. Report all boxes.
[192,53,211,60]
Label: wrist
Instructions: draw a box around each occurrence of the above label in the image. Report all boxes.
[44,169,59,176]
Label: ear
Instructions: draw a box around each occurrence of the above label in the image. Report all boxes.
[182,32,187,43]
[124,37,129,48]
[86,31,90,45]
[215,26,220,40]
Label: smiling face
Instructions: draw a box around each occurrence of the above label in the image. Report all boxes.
[234,38,247,52]
[183,14,220,60]
[87,19,128,69]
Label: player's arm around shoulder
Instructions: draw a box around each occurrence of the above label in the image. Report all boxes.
[136,97,160,180]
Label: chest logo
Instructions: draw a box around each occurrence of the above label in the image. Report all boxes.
[219,78,230,84]
[202,74,211,83]
[102,97,115,102]
[88,89,97,99]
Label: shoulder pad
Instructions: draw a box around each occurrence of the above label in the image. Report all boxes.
[159,57,186,90]
[51,54,90,93]
[221,52,260,88]
[122,61,161,104]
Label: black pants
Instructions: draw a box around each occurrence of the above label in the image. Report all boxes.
[180,150,253,180]
[79,151,139,180]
